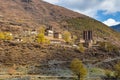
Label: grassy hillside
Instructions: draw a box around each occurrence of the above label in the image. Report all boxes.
[59,17,120,45]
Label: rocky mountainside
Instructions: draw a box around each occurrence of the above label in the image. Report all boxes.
[0,0,120,45]
[111,24,120,32]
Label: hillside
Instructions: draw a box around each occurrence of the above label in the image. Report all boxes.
[0,0,120,46]
[111,24,120,32]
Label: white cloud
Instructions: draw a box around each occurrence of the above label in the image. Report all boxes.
[103,18,120,26]
[43,0,59,4]
[43,0,120,18]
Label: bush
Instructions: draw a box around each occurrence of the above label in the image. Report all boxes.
[114,62,120,79]
[99,42,119,53]
[105,69,113,78]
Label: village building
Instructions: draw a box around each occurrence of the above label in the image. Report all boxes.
[79,38,85,43]
[14,37,23,42]
[45,26,54,37]
[44,26,65,44]
[83,30,93,48]
[54,32,62,39]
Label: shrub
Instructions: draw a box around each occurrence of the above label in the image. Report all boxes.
[99,42,119,53]
[114,62,120,79]
[105,69,113,78]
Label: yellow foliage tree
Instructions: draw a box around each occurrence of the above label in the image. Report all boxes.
[0,32,13,40]
[36,33,50,44]
[0,32,5,40]
[39,25,45,34]
[36,25,50,44]
[36,33,45,43]
[70,58,87,80]
[63,31,71,43]
[79,44,85,53]
[71,35,77,44]
[114,62,120,79]
[4,32,13,40]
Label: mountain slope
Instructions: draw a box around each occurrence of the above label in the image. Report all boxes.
[111,24,120,32]
[0,0,120,45]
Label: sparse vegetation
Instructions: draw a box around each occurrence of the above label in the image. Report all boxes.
[104,69,113,78]
[114,62,120,79]
[99,42,119,53]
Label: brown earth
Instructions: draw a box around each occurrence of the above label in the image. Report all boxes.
[0,41,120,69]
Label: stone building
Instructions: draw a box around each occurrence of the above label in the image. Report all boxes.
[45,26,54,37]
[83,30,93,48]
[54,32,62,39]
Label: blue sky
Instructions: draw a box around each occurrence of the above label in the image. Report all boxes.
[43,0,120,26]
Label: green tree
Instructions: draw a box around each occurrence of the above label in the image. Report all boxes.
[78,44,85,53]
[70,58,87,80]
[63,31,71,43]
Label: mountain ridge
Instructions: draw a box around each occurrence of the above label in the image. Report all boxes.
[111,24,120,32]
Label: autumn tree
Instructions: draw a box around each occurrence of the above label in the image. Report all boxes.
[36,26,50,44]
[0,32,5,40]
[63,31,71,43]
[4,32,13,40]
[70,58,87,80]
[71,35,77,44]
[36,33,45,43]
[78,44,85,53]
[0,32,13,40]
[39,26,45,34]
[114,62,120,79]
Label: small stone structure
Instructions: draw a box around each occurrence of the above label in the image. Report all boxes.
[45,26,64,44]
[54,32,62,39]
[45,26,54,37]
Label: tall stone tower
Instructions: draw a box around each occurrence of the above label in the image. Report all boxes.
[83,30,93,47]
